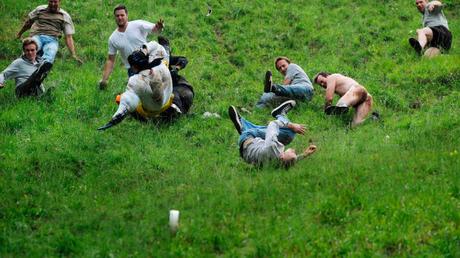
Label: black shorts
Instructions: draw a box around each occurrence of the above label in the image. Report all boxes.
[429,26,452,51]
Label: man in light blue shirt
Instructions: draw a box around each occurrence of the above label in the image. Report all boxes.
[0,38,52,98]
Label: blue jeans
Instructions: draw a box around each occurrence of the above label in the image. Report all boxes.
[256,84,314,108]
[32,35,59,63]
[238,115,296,146]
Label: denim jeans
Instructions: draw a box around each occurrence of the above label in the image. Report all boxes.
[238,115,296,146]
[256,84,314,108]
[32,35,59,63]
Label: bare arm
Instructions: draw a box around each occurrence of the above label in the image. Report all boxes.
[283,78,292,85]
[287,123,306,135]
[152,19,164,33]
[17,19,33,39]
[325,76,337,107]
[296,144,317,161]
[100,54,116,88]
[428,1,443,11]
[65,35,83,64]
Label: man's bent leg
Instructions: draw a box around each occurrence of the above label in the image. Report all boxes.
[241,117,295,145]
[35,35,59,63]
[173,84,194,114]
[256,92,291,108]
[336,86,367,108]
[416,27,433,49]
[352,94,373,127]
[15,62,53,98]
[273,84,313,102]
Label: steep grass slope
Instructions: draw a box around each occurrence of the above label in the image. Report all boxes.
[0,0,459,256]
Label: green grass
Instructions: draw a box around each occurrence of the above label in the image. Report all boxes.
[1,0,459,256]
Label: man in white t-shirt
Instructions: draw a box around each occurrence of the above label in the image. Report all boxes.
[99,4,164,89]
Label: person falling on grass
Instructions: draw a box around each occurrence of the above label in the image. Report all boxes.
[98,40,192,130]
[409,0,452,58]
[229,100,317,167]
[16,0,83,65]
[313,72,373,127]
[256,56,314,108]
[0,38,53,98]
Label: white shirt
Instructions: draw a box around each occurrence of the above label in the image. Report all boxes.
[108,20,154,68]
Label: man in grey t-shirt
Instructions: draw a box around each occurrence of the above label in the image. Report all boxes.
[229,100,317,167]
[256,56,314,108]
[409,0,452,57]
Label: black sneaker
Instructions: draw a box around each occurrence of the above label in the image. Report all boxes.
[264,70,273,93]
[371,111,380,120]
[228,106,242,134]
[271,100,296,118]
[325,105,349,115]
[409,38,422,55]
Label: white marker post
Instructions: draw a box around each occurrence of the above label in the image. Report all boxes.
[169,210,180,235]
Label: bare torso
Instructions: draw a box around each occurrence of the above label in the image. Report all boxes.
[327,74,362,96]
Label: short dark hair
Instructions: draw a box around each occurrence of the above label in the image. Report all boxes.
[22,37,38,50]
[113,4,128,15]
[313,72,331,84]
[274,56,291,70]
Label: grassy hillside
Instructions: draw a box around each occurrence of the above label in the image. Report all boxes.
[1,0,459,256]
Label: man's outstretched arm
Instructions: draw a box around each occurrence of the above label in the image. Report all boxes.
[296,144,317,161]
[100,55,116,88]
[65,35,83,64]
[287,123,306,135]
[17,19,33,39]
[152,19,164,33]
[325,76,337,109]
[428,1,443,11]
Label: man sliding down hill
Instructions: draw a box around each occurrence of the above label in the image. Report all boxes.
[313,72,373,127]
[97,40,194,130]
[256,56,314,108]
[409,0,452,57]
[229,100,317,167]
[0,38,53,98]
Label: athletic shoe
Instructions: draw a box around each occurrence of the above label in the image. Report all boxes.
[264,70,273,93]
[371,111,380,120]
[409,38,422,55]
[271,100,296,118]
[325,105,349,115]
[228,106,242,134]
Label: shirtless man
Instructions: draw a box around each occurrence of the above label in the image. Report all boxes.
[313,72,373,127]
[409,0,452,57]
[229,100,317,167]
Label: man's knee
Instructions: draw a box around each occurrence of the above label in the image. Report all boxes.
[424,47,441,58]
[417,27,433,37]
